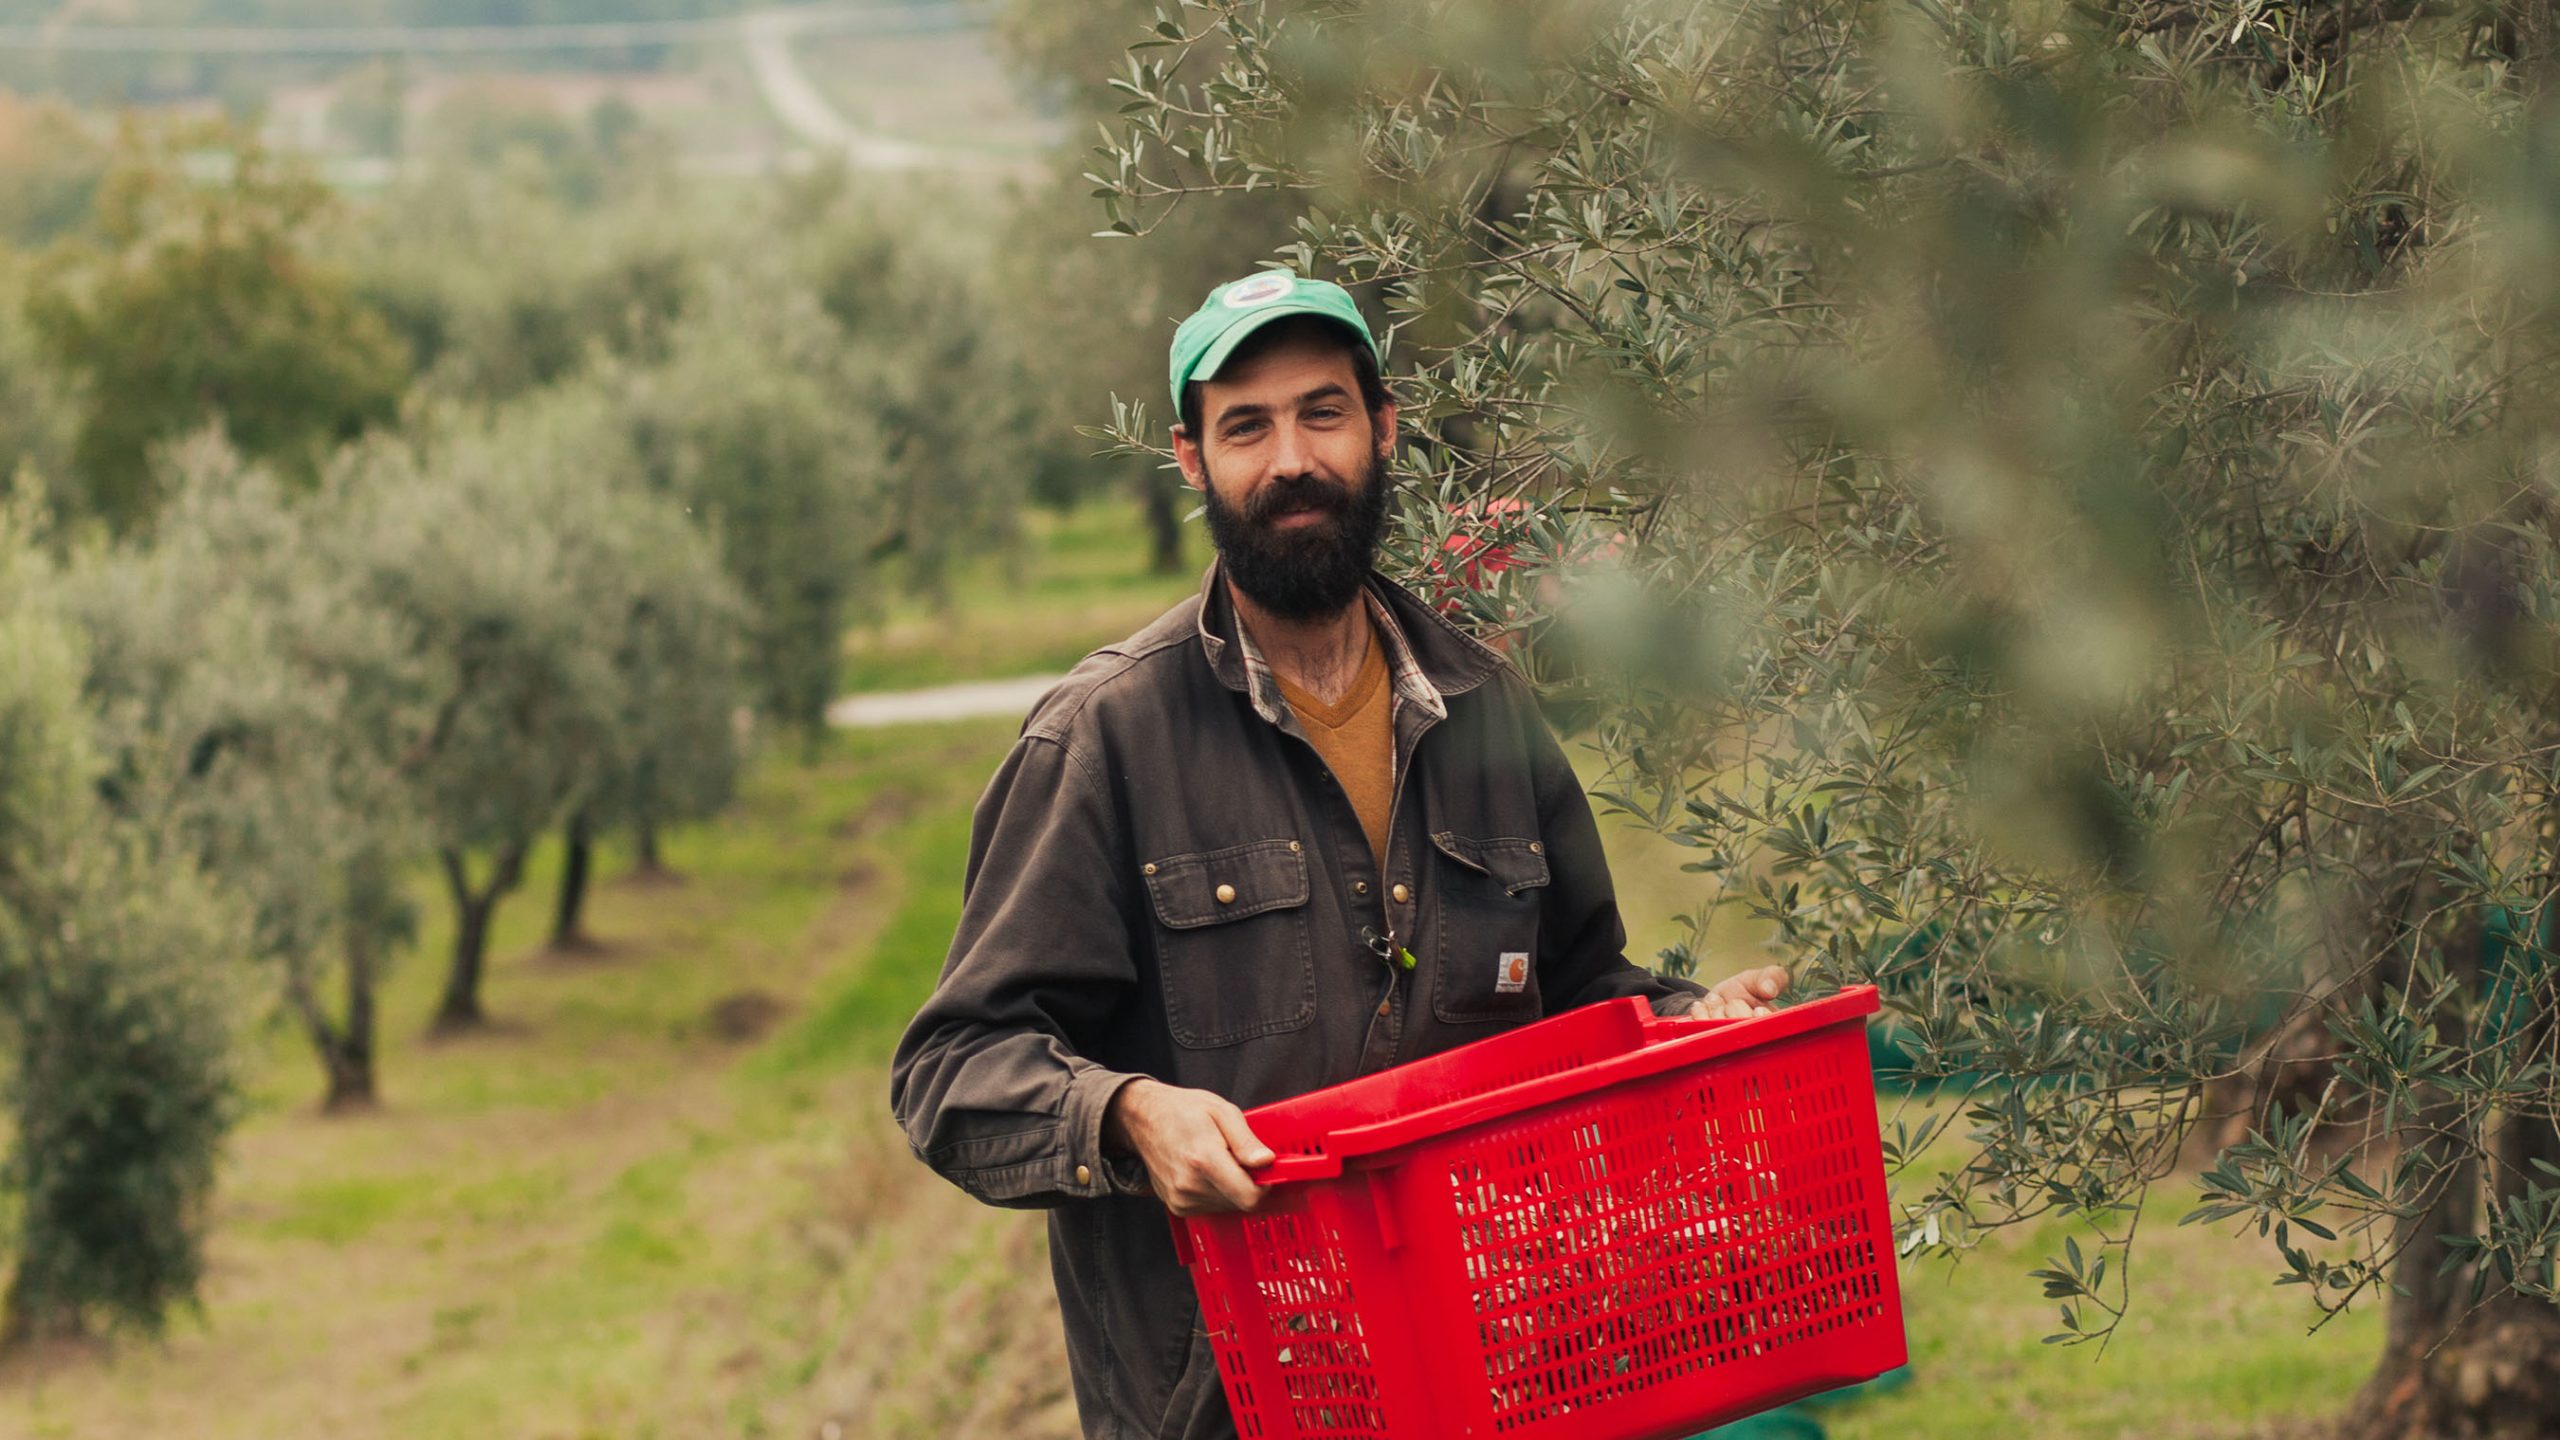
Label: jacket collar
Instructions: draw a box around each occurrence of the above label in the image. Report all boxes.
[1193,559,1505,728]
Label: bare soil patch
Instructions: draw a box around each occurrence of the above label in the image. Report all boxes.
[540,932,624,965]
[416,1014,539,1046]
[831,787,920,841]
[611,863,690,891]
[702,990,788,1045]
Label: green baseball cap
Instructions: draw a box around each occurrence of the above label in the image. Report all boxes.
[1168,270,1378,414]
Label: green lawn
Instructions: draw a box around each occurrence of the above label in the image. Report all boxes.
[0,498,2383,1439]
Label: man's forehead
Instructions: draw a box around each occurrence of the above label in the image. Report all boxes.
[1201,334,1361,408]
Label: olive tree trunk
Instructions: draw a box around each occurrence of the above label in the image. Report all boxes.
[1140,478,1184,575]
[2344,914,2560,1439]
[434,842,525,1033]
[284,936,377,1111]
[632,812,686,885]
[550,808,594,951]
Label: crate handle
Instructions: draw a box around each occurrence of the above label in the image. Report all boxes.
[1253,1152,1343,1185]
[1303,986,1879,1171]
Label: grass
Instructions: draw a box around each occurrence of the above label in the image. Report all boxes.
[837,494,1202,694]
[2,710,1032,1440]
[1826,1172,2381,1440]
[0,497,2385,1439]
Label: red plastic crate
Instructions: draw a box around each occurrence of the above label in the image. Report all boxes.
[1171,986,1905,1440]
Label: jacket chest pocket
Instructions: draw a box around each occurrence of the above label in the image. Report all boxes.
[1429,831,1550,1024]
[1143,839,1316,1048]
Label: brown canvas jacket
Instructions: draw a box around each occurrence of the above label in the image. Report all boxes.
[888,563,1706,1440]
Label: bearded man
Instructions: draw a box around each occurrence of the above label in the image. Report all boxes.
[890,271,1788,1440]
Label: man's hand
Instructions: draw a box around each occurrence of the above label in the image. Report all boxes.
[1103,1078,1277,1217]
[1677,965,1791,1020]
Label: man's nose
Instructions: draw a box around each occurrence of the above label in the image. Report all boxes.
[1266,417,1317,478]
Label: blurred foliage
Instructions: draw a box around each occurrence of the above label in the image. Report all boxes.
[1094,0,2560,1419]
[327,387,737,1031]
[602,173,1046,740]
[350,172,698,404]
[795,174,1034,598]
[416,85,675,210]
[64,436,420,1110]
[577,453,750,876]
[344,159,1038,743]
[991,0,1300,566]
[326,60,407,159]
[0,508,241,1344]
[0,254,73,505]
[0,94,107,247]
[26,119,406,530]
[611,252,880,747]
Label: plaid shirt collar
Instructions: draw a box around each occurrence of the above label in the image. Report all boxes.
[1197,573,1449,732]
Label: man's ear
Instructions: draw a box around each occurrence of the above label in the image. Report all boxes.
[1172,425,1207,492]
[1374,400,1400,460]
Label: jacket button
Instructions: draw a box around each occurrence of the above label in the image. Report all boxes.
[1142,863,1157,876]
[1076,1164,1092,1186]
[1288,840,1302,853]
[1391,883,1411,904]
[1353,880,1370,896]
[1215,883,1237,904]
[1529,842,1543,854]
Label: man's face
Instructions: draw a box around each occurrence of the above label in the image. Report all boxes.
[1176,328,1399,623]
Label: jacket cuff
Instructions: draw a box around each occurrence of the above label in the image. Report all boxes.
[1645,977,1709,1017]
[1064,1064,1153,1198]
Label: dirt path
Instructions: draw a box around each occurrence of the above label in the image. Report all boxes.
[742,7,938,171]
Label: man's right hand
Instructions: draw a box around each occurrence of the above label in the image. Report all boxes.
[1103,1078,1276,1216]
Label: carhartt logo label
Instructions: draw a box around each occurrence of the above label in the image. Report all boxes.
[1222,273,1295,309]
[1495,952,1529,993]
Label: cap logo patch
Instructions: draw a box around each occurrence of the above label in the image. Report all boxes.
[1221,273,1295,309]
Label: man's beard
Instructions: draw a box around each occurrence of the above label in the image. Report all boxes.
[1201,445,1392,623]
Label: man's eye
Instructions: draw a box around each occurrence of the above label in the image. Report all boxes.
[1307,407,1345,422]
[1224,420,1265,440]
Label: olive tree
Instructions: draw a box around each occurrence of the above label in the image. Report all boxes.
[349,171,699,409]
[1095,1,2560,1432]
[330,402,624,1032]
[550,458,749,943]
[804,197,1034,604]
[615,268,882,749]
[0,504,239,1342]
[67,434,415,1110]
[25,118,405,531]
[333,389,744,1027]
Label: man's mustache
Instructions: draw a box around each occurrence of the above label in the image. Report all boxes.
[1244,473,1354,526]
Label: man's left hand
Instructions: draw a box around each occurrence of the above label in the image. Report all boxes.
[1677,965,1790,1020]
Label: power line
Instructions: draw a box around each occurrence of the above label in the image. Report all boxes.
[0,4,975,55]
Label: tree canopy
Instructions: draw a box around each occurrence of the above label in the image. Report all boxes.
[27,121,406,530]
[0,506,239,1342]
